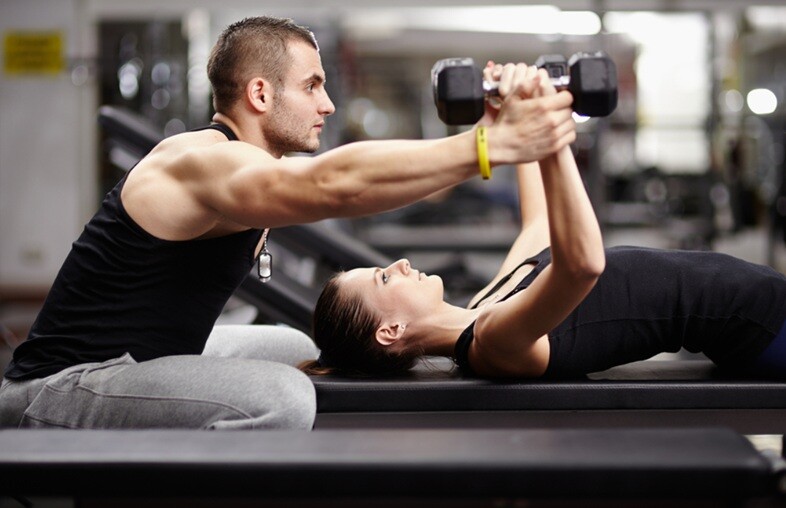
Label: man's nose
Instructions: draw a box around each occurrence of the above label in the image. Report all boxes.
[321,92,336,116]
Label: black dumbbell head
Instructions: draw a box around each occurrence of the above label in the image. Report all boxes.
[432,58,485,125]
[568,52,618,117]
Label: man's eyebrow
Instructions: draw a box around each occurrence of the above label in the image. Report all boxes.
[302,73,325,85]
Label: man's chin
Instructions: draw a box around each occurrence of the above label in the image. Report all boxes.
[286,145,319,156]
[302,141,320,154]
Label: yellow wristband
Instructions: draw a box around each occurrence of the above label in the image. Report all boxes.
[476,126,491,180]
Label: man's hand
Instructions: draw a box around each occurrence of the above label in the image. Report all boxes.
[482,62,576,165]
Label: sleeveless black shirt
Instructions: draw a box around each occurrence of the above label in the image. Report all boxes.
[5,124,263,380]
[454,246,786,378]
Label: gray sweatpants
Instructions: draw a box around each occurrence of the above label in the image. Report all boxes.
[0,325,319,430]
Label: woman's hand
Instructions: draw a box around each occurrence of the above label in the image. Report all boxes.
[476,61,504,126]
[477,61,544,126]
[484,62,575,164]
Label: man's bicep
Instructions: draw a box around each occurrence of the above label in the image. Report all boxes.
[186,147,328,228]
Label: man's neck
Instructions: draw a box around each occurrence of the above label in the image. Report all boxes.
[211,112,240,136]
[211,112,283,159]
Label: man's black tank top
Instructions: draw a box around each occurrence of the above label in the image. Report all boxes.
[5,124,263,380]
[454,246,786,378]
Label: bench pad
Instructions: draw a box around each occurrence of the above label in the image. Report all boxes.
[312,359,786,413]
[0,427,773,499]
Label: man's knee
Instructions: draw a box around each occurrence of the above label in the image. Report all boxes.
[203,325,319,366]
[208,363,316,430]
[264,365,316,429]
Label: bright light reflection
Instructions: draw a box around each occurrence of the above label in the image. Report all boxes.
[417,7,602,35]
[746,7,786,31]
[573,112,591,123]
[346,6,601,36]
[747,88,778,115]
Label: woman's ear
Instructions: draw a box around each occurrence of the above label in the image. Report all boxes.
[245,77,270,113]
[375,322,406,347]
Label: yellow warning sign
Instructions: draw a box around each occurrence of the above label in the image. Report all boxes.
[4,31,64,75]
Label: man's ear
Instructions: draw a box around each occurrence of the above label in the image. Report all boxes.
[246,77,270,113]
[375,322,406,347]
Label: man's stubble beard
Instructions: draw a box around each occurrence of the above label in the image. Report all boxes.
[264,97,320,155]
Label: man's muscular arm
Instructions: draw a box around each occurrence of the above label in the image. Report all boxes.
[184,83,575,229]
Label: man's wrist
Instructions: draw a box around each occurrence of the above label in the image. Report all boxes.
[475,127,492,180]
[482,125,508,167]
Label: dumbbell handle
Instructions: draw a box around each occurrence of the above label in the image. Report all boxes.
[482,75,572,96]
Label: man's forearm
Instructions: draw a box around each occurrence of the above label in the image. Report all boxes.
[309,129,480,217]
[309,98,574,220]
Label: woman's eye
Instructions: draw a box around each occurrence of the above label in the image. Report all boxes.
[381,272,389,284]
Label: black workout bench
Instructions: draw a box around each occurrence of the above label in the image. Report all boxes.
[0,427,783,507]
[312,358,786,433]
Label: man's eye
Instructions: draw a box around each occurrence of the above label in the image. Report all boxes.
[381,273,389,284]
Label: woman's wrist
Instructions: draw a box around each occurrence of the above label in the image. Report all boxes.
[539,144,572,169]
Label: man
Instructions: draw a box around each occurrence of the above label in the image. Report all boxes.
[0,16,575,429]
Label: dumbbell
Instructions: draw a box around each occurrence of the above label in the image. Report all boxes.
[432,52,618,125]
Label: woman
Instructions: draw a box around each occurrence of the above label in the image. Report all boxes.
[302,64,786,380]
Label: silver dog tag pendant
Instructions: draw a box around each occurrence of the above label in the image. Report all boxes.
[258,249,272,283]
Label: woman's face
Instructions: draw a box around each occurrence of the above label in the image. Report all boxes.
[339,259,445,322]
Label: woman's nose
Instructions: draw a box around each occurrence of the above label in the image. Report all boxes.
[390,259,410,274]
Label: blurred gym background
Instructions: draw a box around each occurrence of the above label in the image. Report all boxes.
[3,0,786,368]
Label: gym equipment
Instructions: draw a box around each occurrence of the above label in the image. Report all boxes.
[0,428,781,503]
[312,358,786,433]
[432,52,618,124]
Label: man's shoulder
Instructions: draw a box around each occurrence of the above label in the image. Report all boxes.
[156,128,237,153]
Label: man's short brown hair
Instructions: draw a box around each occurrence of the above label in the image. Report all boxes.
[207,16,318,114]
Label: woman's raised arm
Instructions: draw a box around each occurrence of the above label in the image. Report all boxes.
[469,69,605,377]
[467,162,551,308]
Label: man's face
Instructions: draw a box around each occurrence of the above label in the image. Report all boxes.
[263,41,335,156]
